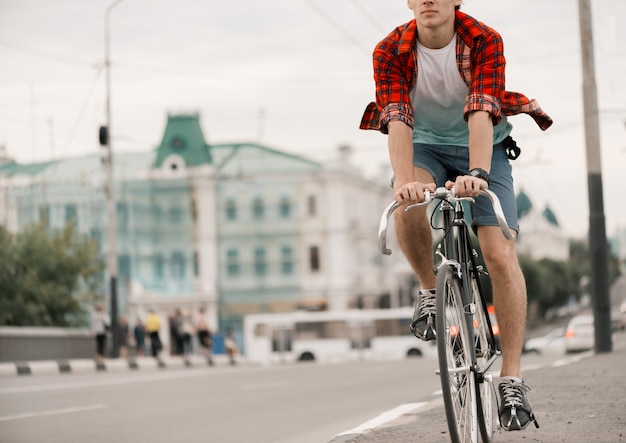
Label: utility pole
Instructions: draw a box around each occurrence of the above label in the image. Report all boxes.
[102,0,124,358]
[577,0,612,353]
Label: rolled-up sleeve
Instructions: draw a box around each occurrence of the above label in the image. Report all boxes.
[463,31,505,125]
[360,24,415,134]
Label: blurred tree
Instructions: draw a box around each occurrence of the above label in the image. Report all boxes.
[0,223,104,327]
[519,239,621,318]
[569,239,621,287]
[520,256,577,317]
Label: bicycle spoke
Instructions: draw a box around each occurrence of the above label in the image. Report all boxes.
[471,278,497,442]
[437,263,478,443]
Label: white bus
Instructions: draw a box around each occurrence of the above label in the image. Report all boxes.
[243,308,436,365]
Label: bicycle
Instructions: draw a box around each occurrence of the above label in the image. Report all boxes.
[378,186,514,443]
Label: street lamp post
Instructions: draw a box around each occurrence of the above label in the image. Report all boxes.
[103,0,124,358]
[577,0,612,353]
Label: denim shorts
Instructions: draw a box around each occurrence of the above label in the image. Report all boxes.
[412,141,519,232]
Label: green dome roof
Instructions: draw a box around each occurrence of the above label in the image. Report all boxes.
[543,206,559,226]
[153,113,212,168]
[516,190,533,219]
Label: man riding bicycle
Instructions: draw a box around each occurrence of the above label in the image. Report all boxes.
[360,0,552,431]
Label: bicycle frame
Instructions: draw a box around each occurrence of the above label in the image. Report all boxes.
[378,187,511,376]
[379,187,513,442]
[436,195,501,379]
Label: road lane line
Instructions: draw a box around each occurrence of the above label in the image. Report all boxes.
[241,381,291,390]
[0,404,107,422]
[0,369,213,395]
[334,402,427,436]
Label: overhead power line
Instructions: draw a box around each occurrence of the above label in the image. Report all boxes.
[60,65,105,159]
[348,0,389,35]
[300,0,371,55]
[0,39,97,69]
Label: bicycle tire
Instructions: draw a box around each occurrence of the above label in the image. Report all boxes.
[471,278,497,442]
[436,262,479,443]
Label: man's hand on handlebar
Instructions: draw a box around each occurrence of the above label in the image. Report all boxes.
[446,175,487,198]
[394,181,436,205]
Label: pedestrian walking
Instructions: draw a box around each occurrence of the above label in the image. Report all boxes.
[90,304,110,361]
[224,329,239,366]
[196,307,213,365]
[145,309,162,358]
[181,309,195,356]
[133,317,146,357]
[171,308,185,355]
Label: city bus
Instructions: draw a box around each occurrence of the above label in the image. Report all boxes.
[243,308,436,365]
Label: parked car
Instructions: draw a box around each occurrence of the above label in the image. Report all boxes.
[565,314,595,353]
[524,327,566,355]
[611,311,625,332]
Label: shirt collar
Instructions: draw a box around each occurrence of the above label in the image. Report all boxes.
[398,10,480,54]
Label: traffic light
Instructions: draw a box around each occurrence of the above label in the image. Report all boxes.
[99,126,109,146]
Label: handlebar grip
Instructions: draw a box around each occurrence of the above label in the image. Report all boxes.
[378,201,401,255]
[479,189,515,240]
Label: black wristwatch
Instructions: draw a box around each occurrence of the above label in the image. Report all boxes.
[468,168,490,185]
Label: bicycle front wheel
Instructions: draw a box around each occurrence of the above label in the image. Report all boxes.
[471,278,497,443]
[436,262,479,443]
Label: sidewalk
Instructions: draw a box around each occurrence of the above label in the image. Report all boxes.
[0,353,246,377]
[335,333,626,443]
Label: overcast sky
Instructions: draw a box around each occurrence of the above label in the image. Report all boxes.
[1,0,625,238]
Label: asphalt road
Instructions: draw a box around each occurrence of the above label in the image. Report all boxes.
[341,332,626,443]
[0,355,442,443]
[0,341,579,443]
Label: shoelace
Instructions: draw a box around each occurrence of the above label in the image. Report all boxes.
[500,380,539,429]
[418,292,436,317]
[500,380,530,408]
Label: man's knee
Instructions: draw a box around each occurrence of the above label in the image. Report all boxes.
[482,242,520,276]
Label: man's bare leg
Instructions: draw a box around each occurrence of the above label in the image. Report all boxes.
[393,167,437,289]
[477,226,526,378]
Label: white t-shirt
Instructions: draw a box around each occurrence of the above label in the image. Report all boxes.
[411,34,510,146]
[91,311,110,335]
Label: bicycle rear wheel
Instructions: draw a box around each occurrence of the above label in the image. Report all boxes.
[436,262,479,443]
[471,278,497,442]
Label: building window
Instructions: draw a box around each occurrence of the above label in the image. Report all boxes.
[309,246,320,272]
[65,204,77,223]
[254,246,267,276]
[226,198,237,221]
[307,195,317,217]
[154,254,164,279]
[226,248,239,276]
[116,203,128,227]
[171,251,185,279]
[169,207,182,224]
[253,197,264,219]
[118,255,131,281]
[279,197,291,218]
[90,228,101,251]
[151,205,163,222]
[281,246,294,275]
[39,205,50,228]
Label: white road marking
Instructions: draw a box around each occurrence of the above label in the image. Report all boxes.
[334,342,611,440]
[335,402,427,436]
[241,381,291,390]
[0,369,212,395]
[0,404,107,422]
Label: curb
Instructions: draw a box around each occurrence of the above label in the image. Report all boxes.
[0,354,245,377]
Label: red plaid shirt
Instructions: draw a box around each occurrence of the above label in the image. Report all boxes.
[360,11,553,134]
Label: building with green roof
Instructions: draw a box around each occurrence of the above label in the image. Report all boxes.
[0,113,395,353]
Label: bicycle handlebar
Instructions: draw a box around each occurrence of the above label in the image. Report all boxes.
[378,187,514,255]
